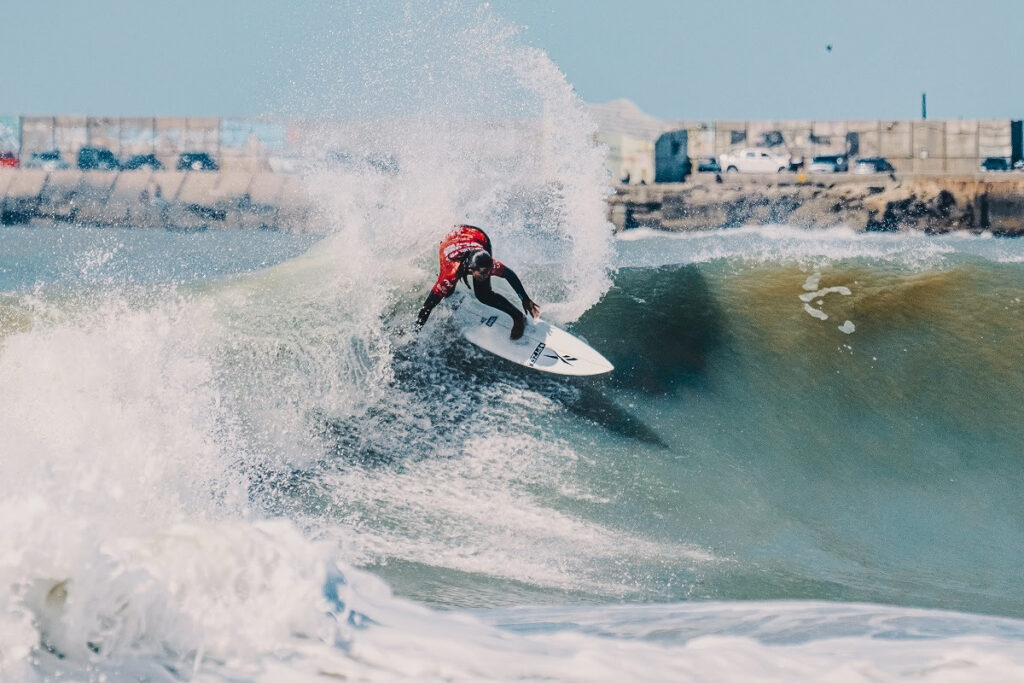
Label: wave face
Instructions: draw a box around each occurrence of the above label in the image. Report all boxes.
[4,4,1024,681]
[579,228,1024,614]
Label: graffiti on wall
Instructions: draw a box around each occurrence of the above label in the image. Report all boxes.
[0,116,18,151]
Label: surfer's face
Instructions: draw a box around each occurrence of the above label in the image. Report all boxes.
[470,265,491,281]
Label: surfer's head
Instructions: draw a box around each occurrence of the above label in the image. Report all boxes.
[466,249,493,281]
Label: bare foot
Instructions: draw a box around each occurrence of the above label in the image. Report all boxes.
[510,315,525,340]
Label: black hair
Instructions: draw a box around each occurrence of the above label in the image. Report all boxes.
[460,249,493,286]
[469,250,492,271]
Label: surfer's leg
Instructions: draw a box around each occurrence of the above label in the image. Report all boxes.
[473,277,526,339]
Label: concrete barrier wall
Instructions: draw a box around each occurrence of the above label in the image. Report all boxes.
[7,115,1021,193]
[0,169,318,231]
[6,116,293,175]
[678,118,1017,173]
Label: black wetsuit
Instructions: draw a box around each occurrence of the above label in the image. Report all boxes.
[417,226,532,329]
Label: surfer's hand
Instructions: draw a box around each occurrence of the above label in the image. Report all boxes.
[522,298,540,319]
[415,307,431,327]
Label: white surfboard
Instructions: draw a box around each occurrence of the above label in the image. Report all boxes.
[449,290,613,376]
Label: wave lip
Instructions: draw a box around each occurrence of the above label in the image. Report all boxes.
[613,224,1024,270]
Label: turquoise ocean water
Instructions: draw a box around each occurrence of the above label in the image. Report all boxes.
[1,223,1023,680]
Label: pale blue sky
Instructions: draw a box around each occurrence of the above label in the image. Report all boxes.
[1,0,1022,120]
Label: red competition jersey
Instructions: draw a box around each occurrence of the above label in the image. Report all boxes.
[431,225,507,297]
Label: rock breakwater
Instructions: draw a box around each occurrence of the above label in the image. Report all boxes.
[608,174,1024,235]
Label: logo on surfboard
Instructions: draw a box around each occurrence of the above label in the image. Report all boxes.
[529,342,577,367]
[529,342,546,366]
[544,349,578,366]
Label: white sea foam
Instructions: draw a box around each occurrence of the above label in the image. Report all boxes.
[16,569,1024,682]
[613,224,1017,270]
[803,303,829,320]
[802,271,822,291]
[797,284,852,323]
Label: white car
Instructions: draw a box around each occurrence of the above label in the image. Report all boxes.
[719,147,791,173]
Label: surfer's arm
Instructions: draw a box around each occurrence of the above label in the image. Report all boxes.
[418,266,460,327]
[416,291,443,326]
[493,263,540,318]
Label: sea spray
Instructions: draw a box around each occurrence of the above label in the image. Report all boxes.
[0,3,627,676]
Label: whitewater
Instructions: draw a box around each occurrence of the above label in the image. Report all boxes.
[3,4,1024,681]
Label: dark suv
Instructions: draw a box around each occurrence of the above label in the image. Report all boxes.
[696,157,722,173]
[176,152,219,171]
[980,157,1010,172]
[121,153,164,171]
[852,156,895,174]
[809,154,849,173]
[77,146,120,170]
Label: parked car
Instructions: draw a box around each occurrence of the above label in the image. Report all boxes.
[177,152,218,171]
[24,151,70,170]
[718,147,791,173]
[808,154,849,173]
[77,146,120,170]
[121,153,164,171]
[852,156,895,174]
[0,151,18,168]
[980,156,1010,172]
[696,157,721,173]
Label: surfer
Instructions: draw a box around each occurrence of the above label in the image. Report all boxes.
[417,225,540,340]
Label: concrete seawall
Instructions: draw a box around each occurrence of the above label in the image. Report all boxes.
[4,168,1024,235]
[0,169,316,231]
